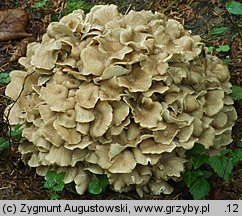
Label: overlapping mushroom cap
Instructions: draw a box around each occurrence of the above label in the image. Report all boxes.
[5,5,237,197]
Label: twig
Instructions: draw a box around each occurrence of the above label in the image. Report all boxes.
[125,4,132,15]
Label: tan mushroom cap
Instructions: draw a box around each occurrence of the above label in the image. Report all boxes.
[47,22,74,39]
[4,103,25,125]
[99,77,125,101]
[122,10,149,28]
[204,89,224,116]
[36,166,49,176]
[87,4,121,30]
[126,123,141,141]
[90,101,113,137]
[153,124,179,144]
[108,169,143,192]
[108,143,127,161]
[53,119,82,144]
[118,65,152,92]
[76,83,99,109]
[40,118,64,147]
[50,97,76,112]
[75,104,95,123]
[97,29,133,60]
[108,117,131,136]
[33,136,51,152]
[40,83,68,106]
[81,45,110,76]
[57,109,76,128]
[154,152,187,180]
[132,148,161,165]
[38,104,55,124]
[74,167,90,195]
[31,39,62,70]
[5,70,27,100]
[140,138,176,154]
[59,9,85,32]
[111,101,130,126]
[148,180,173,195]
[108,150,136,173]
[45,145,72,166]
[84,164,104,174]
[96,65,131,81]
[56,166,78,184]
[95,144,112,169]
[199,126,216,149]
[130,97,164,128]
[76,122,90,135]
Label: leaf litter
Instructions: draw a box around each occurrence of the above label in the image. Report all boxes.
[0,8,32,41]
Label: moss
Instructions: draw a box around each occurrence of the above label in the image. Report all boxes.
[65,0,93,14]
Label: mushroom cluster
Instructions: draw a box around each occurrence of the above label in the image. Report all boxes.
[5,5,237,196]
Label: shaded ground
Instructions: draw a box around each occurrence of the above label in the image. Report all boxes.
[0,0,241,200]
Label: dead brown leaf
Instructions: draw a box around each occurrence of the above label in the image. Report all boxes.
[0,8,32,42]
[10,36,35,62]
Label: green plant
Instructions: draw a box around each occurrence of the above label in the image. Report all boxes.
[207,45,230,53]
[44,171,65,200]
[208,27,229,36]
[0,138,10,150]
[207,46,214,53]
[223,58,230,65]
[0,72,10,84]
[231,85,242,101]
[65,0,93,14]
[88,175,109,195]
[215,44,230,52]
[32,0,48,8]
[184,143,242,199]
[8,124,23,140]
[0,125,23,151]
[226,1,242,15]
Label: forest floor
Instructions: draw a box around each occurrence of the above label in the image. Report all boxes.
[0,0,241,200]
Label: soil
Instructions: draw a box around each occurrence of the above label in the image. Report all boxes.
[0,0,241,200]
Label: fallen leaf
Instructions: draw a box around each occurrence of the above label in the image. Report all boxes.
[0,8,32,41]
[10,37,36,62]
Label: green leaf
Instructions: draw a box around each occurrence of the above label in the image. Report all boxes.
[0,72,11,84]
[0,138,11,150]
[32,0,48,8]
[98,175,109,190]
[237,140,242,148]
[208,155,233,182]
[50,193,60,200]
[192,154,209,169]
[8,125,23,140]
[201,170,213,179]
[220,149,231,156]
[230,149,242,165]
[189,177,210,199]
[208,27,229,35]
[183,170,205,188]
[52,181,65,192]
[223,59,230,65]
[231,85,242,101]
[44,171,65,191]
[207,46,214,53]
[51,13,59,22]
[186,143,206,156]
[226,1,242,15]
[88,179,103,195]
[215,45,230,52]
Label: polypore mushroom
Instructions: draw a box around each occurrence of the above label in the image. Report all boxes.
[5,4,237,198]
